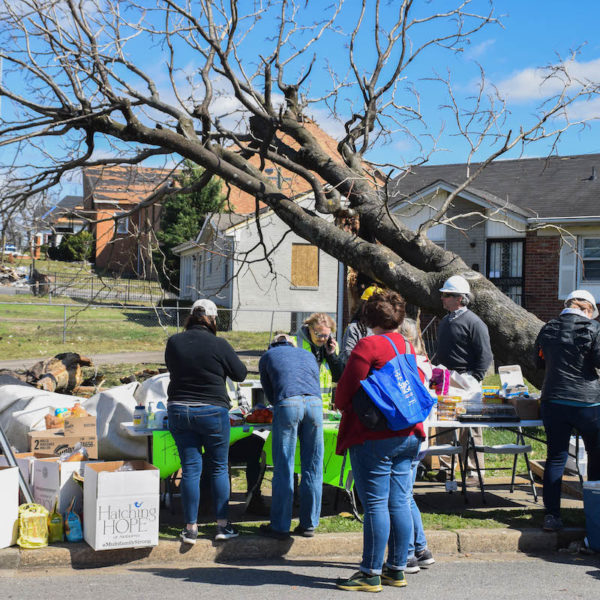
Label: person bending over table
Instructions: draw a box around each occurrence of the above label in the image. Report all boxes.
[257,334,323,540]
[535,289,600,532]
[334,290,425,592]
[165,299,247,544]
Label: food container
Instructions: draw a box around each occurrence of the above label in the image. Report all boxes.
[436,396,463,420]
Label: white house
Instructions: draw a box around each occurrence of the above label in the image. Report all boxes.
[173,193,340,332]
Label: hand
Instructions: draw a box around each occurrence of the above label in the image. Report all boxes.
[325,336,338,355]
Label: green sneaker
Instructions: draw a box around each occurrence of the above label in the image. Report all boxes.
[336,571,383,592]
[381,567,407,587]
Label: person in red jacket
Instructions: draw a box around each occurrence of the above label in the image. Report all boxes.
[335,290,425,592]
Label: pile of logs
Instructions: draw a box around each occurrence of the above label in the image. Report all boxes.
[0,352,97,394]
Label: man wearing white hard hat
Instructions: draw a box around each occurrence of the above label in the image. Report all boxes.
[535,289,600,533]
[435,275,493,482]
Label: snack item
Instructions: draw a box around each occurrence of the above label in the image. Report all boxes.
[45,413,64,430]
[246,406,273,424]
[70,403,89,418]
[59,442,89,462]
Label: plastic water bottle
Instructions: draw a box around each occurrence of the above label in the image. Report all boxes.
[133,403,147,430]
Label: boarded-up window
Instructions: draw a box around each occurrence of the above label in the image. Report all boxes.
[291,244,319,287]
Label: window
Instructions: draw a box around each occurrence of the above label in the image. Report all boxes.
[291,243,319,288]
[115,213,128,235]
[581,238,600,281]
[486,239,524,305]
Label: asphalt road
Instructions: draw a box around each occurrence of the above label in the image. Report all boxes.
[1,554,598,600]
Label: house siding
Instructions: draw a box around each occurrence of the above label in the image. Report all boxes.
[231,211,338,332]
[445,198,486,272]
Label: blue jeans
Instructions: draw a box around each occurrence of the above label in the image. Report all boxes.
[350,435,420,575]
[408,451,427,558]
[270,395,324,533]
[168,403,231,524]
[542,402,600,517]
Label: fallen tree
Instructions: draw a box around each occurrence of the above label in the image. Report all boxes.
[1,2,598,385]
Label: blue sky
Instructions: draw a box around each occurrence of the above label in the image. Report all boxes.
[3,1,600,200]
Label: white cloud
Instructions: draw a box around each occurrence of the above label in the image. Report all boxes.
[465,39,495,59]
[565,96,600,121]
[496,57,600,102]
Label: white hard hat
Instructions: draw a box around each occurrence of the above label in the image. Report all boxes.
[565,289,599,318]
[190,298,218,317]
[439,275,471,296]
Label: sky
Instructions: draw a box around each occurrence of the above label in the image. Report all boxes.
[2,0,600,201]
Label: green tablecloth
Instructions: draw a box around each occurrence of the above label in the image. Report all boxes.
[152,423,351,489]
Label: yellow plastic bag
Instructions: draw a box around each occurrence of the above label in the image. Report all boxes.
[17,503,49,549]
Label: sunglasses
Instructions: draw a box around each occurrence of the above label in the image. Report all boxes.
[441,292,461,298]
[312,329,330,340]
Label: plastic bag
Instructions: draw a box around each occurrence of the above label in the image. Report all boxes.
[447,371,483,403]
[63,497,83,542]
[47,497,64,543]
[59,442,89,463]
[17,503,49,549]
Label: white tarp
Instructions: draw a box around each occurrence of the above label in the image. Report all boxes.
[0,375,171,459]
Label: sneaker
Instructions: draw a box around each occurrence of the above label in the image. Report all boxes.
[336,571,383,592]
[543,514,563,532]
[381,566,407,587]
[257,523,291,540]
[215,522,239,541]
[404,556,420,574]
[415,548,435,567]
[180,528,198,545]
[292,525,315,538]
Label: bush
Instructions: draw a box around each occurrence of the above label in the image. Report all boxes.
[50,231,93,262]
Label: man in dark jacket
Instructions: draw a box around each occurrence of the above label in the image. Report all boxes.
[257,334,323,540]
[535,289,600,532]
[435,275,493,480]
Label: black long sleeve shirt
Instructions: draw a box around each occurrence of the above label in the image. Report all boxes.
[435,309,493,381]
[165,324,247,407]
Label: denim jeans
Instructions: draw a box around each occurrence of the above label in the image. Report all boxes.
[168,403,231,524]
[542,401,600,517]
[270,395,324,533]
[350,434,420,575]
[408,450,427,558]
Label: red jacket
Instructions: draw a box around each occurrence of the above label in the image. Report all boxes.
[335,332,426,455]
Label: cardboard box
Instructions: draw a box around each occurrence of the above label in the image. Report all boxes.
[32,458,89,515]
[0,452,38,487]
[64,416,97,436]
[507,396,540,419]
[84,461,159,551]
[29,429,98,459]
[0,467,19,549]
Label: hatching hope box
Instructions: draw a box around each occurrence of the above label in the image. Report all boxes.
[83,461,159,551]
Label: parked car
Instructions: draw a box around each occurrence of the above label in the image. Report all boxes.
[3,244,17,253]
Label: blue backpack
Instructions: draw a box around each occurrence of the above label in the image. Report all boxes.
[352,335,436,431]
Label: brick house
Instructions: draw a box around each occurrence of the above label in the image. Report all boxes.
[82,165,174,277]
[390,153,600,322]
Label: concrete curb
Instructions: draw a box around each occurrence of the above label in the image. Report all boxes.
[0,528,585,571]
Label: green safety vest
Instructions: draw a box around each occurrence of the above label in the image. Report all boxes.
[297,335,337,410]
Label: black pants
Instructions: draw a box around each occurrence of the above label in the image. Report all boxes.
[542,401,600,517]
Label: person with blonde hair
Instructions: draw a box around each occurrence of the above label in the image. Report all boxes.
[296,312,343,409]
[398,317,435,573]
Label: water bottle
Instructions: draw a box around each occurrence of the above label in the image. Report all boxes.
[133,403,147,430]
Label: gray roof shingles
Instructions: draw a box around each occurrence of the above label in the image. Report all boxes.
[390,153,600,219]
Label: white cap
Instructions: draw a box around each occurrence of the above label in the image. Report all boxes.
[565,289,599,318]
[439,275,471,296]
[190,299,218,317]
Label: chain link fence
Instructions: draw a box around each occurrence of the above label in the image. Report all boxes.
[0,302,338,359]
